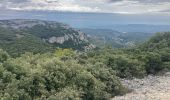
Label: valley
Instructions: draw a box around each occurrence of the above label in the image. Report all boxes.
[80,28,155,48]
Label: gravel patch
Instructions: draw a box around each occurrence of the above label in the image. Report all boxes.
[112,72,170,100]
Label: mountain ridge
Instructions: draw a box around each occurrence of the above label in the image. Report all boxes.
[0,19,94,57]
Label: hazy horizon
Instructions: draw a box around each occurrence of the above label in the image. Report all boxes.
[1,11,170,26]
[1,0,170,32]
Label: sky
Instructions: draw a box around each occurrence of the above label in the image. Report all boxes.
[0,0,170,14]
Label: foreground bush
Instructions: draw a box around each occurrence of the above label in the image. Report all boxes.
[0,52,126,100]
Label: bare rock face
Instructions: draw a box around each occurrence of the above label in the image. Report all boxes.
[47,29,89,46]
[48,32,88,44]
[48,36,69,44]
[77,31,88,41]
[84,44,96,51]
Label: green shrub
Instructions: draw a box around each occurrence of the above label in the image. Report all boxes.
[0,49,9,63]
[0,53,126,100]
[145,52,163,74]
[107,56,146,78]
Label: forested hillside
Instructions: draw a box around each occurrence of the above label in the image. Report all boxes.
[0,27,54,57]
[0,19,92,57]
[0,32,170,99]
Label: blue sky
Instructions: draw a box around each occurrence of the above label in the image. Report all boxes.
[1,0,170,14]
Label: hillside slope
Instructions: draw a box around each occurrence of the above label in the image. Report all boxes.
[141,32,170,51]
[0,27,54,57]
[0,19,93,56]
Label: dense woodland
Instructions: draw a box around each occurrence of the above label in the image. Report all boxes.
[0,32,170,100]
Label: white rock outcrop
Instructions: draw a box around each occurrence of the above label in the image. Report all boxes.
[48,35,69,44]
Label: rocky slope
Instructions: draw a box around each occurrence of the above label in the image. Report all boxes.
[112,72,170,100]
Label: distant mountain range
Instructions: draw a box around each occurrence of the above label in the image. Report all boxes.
[1,11,170,32]
[109,24,170,33]
[80,24,170,33]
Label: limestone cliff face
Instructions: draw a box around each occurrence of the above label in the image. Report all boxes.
[84,44,96,51]
[47,28,88,45]
[48,36,69,44]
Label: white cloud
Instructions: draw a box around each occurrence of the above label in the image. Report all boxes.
[7,0,101,12]
[1,0,170,14]
[108,1,170,14]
